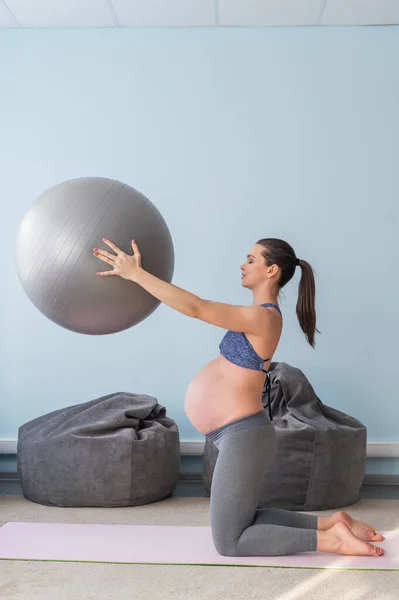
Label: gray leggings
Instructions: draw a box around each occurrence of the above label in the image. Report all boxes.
[206,409,318,557]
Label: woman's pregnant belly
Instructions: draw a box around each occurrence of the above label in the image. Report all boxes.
[184,355,265,435]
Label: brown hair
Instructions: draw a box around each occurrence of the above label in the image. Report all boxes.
[256,238,320,348]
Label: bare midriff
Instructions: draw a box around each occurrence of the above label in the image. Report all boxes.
[184,355,270,435]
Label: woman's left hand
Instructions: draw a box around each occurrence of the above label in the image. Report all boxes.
[93,238,142,282]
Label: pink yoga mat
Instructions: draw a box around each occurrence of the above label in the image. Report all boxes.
[0,522,396,571]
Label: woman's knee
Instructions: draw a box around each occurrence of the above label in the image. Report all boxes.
[213,535,239,557]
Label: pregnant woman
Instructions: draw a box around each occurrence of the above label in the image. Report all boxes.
[94,236,384,558]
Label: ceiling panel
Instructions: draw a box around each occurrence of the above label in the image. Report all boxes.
[2,0,399,29]
[0,0,20,27]
[110,0,216,27]
[321,0,399,25]
[5,0,117,28]
[218,0,325,26]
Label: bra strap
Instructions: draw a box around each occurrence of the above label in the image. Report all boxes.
[260,303,281,315]
[261,368,273,422]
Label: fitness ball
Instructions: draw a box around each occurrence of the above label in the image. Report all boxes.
[15,177,174,335]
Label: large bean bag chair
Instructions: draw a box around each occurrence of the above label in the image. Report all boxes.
[203,362,367,511]
[17,392,180,507]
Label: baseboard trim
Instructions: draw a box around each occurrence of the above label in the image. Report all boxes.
[1,440,399,457]
[1,471,399,487]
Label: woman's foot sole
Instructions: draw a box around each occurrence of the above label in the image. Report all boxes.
[332,511,384,542]
[317,522,384,557]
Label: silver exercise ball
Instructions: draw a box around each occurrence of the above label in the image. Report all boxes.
[15,177,174,335]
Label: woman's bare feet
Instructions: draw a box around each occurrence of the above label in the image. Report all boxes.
[317,522,384,557]
[332,511,384,542]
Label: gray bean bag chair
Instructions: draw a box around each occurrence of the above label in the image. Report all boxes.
[17,392,180,507]
[203,362,367,511]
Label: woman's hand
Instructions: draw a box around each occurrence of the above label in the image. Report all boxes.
[93,238,142,283]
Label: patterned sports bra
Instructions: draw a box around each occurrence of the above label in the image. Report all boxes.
[219,303,282,421]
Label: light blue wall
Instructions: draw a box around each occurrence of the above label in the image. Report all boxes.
[1,28,398,471]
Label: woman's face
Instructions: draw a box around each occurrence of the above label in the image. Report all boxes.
[240,244,268,288]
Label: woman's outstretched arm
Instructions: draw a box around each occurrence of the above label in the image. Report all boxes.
[94,238,269,334]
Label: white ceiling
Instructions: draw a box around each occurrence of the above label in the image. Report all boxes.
[1,0,399,28]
